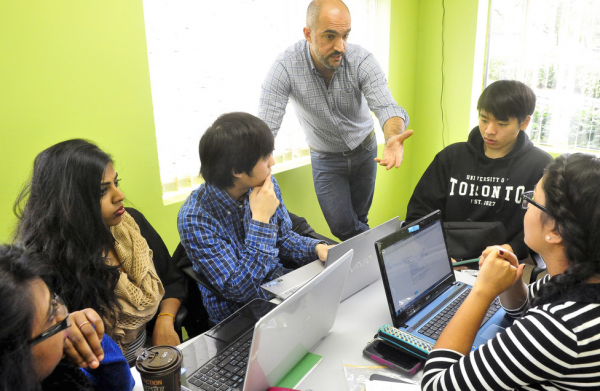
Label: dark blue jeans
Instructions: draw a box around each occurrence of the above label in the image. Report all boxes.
[310,136,378,241]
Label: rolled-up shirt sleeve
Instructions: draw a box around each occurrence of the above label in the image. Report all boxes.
[357,52,409,129]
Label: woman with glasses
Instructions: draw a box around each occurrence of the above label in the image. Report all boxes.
[0,244,133,391]
[422,153,600,390]
[13,139,185,363]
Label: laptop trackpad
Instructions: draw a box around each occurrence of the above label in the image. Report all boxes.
[480,323,505,340]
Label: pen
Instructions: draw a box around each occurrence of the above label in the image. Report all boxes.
[452,258,480,267]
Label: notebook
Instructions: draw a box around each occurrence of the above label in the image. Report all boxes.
[179,249,354,391]
[261,217,400,300]
[374,210,512,351]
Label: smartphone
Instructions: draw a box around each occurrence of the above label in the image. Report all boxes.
[363,339,422,376]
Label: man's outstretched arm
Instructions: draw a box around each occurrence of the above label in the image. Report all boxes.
[375,117,414,169]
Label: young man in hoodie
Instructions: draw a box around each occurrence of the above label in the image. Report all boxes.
[406,80,553,260]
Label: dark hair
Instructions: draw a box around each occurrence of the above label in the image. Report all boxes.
[13,139,121,319]
[199,112,274,189]
[477,80,536,124]
[531,153,600,306]
[0,244,51,391]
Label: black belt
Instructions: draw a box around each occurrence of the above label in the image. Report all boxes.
[310,129,375,156]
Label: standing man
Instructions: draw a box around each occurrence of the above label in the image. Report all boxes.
[259,0,412,241]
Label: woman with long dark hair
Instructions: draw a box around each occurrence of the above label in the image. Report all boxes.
[14,139,184,362]
[422,153,600,390]
[0,244,133,391]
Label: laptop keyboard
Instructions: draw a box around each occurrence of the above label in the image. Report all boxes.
[418,288,502,340]
[186,334,252,391]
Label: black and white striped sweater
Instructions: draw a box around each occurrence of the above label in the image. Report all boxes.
[422,274,600,390]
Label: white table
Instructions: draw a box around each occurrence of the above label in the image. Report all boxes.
[300,271,476,390]
[132,271,476,391]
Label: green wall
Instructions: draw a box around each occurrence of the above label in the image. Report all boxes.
[408,0,483,181]
[0,0,179,247]
[0,0,484,252]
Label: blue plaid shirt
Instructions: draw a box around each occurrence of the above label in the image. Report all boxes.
[259,40,409,153]
[178,176,320,324]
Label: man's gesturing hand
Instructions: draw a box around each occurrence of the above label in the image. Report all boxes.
[375,129,414,170]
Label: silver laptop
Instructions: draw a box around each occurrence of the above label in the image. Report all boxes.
[261,217,400,300]
[179,249,353,391]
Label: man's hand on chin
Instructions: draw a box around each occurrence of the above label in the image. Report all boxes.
[249,174,280,223]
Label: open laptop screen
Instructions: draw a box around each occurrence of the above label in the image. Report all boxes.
[376,211,454,326]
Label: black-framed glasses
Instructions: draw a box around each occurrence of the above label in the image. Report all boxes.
[521,190,548,214]
[28,293,71,346]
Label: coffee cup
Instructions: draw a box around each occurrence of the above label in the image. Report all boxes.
[136,345,183,391]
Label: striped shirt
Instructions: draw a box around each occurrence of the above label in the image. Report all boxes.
[258,40,408,153]
[122,329,146,363]
[177,177,320,324]
[422,274,600,390]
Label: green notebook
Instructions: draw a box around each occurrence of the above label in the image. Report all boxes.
[275,353,323,389]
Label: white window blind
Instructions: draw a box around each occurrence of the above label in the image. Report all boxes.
[142,0,389,202]
[486,0,600,152]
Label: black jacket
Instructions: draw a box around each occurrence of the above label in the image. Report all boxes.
[126,208,186,301]
[406,127,553,259]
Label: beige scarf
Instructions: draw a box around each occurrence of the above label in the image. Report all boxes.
[105,211,164,351]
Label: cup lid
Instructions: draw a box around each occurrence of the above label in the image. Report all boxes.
[136,346,181,373]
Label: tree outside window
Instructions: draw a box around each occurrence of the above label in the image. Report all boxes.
[486,0,600,152]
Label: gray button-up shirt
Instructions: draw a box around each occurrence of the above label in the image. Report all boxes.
[259,40,408,153]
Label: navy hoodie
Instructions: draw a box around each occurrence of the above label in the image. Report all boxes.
[406,126,553,259]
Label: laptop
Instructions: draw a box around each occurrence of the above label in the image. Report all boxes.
[179,249,354,391]
[374,211,512,351]
[261,217,400,300]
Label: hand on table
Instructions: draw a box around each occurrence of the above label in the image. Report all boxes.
[152,315,181,347]
[316,244,334,262]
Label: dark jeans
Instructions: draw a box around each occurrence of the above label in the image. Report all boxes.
[310,136,378,241]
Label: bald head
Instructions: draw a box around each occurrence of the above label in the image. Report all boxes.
[303,0,351,72]
[306,0,350,29]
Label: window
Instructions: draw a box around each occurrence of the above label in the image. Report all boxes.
[142,0,390,203]
[486,0,600,152]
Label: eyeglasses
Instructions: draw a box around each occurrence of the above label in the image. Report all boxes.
[521,190,548,214]
[28,293,71,346]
